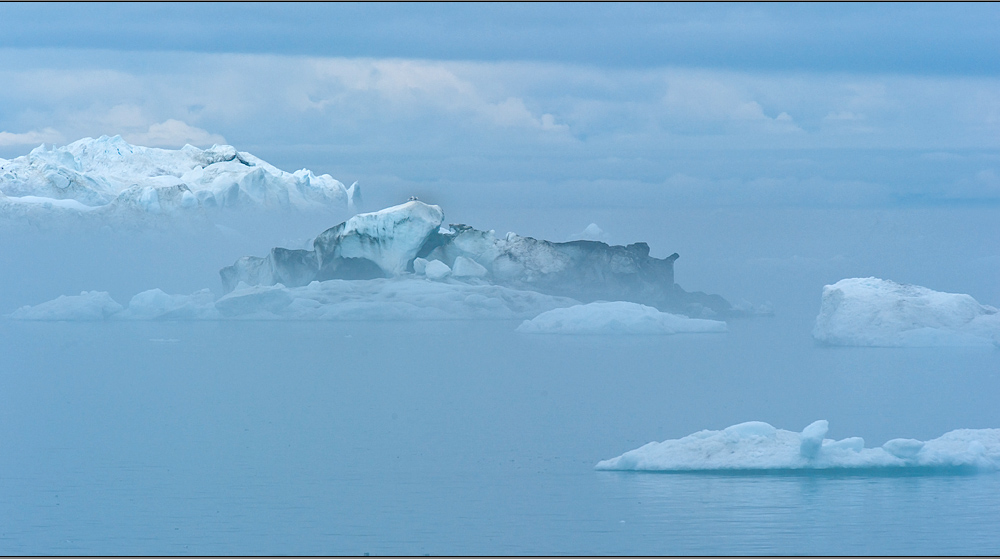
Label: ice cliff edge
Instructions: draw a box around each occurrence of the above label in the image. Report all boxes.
[220,200,733,316]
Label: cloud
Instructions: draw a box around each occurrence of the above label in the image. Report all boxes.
[0,127,63,147]
[124,119,226,148]
[1,49,999,208]
[299,58,571,135]
[660,74,803,134]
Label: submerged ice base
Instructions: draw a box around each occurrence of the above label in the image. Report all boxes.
[7,279,581,322]
[516,301,727,335]
[596,420,1000,473]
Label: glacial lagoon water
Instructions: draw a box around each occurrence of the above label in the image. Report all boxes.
[2,311,999,555]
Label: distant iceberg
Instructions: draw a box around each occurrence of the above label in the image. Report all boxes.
[813,277,999,347]
[517,301,727,335]
[0,136,360,223]
[221,200,735,317]
[596,420,1000,473]
[7,279,579,322]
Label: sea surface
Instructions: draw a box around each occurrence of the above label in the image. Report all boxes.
[2,310,999,555]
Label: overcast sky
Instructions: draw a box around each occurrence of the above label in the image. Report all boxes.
[1,3,997,209]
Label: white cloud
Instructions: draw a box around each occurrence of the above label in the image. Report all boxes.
[124,119,226,148]
[298,58,571,135]
[0,49,998,162]
[659,74,802,134]
[0,127,63,147]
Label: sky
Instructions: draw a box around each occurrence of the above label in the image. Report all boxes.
[0,3,998,210]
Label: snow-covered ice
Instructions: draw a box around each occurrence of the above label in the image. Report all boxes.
[7,279,580,322]
[813,277,1000,347]
[516,301,727,335]
[0,136,360,223]
[596,420,1000,473]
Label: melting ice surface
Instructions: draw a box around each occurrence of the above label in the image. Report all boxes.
[813,277,1000,347]
[597,420,1000,472]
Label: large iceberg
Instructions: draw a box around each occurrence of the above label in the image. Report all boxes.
[516,301,727,335]
[0,136,361,223]
[7,279,579,322]
[596,420,1000,473]
[221,200,735,317]
[813,277,1000,347]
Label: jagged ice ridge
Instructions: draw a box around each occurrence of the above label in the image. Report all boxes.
[0,136,361,221]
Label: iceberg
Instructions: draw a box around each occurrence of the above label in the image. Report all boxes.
[122,288,220,320]
[7,278,580,322]
[596,420,1000,473]
[813,277,1000,347]
[220,200,735,317]
[516,301,727,335]
[7,291,124,321]
[0,136,361,223]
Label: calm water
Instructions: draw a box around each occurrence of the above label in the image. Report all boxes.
[2,313,998,555]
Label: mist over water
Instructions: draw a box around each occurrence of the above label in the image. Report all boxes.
[2,4,999,552]
[2,200,999,554]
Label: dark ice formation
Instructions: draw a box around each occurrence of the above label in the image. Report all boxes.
[220,201,733,316]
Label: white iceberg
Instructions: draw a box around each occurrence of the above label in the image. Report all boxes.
[7,278,580,322]
[516,301,727,335]
[813,277,1000,347]
[451,255,488,278]
[596,420,1000,473]
[0,135,361,222]
[8,291,124,321]
[424,259,452,281]
[122,288,219,320]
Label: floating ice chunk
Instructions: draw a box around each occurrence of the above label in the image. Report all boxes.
[516,301,727,335]
[799,420,829,459]
[413,257,429,275]
[122,288,219,320]
[215,284,293,317]
[424,260,452,281]
[451,255,488,278]
[567,223,608,242]
[813,277,1000,347]
[8,291,123,320]
[596,420,1000,473]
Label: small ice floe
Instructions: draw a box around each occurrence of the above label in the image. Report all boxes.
[596,420,1000,473]
[813,277,999,347]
